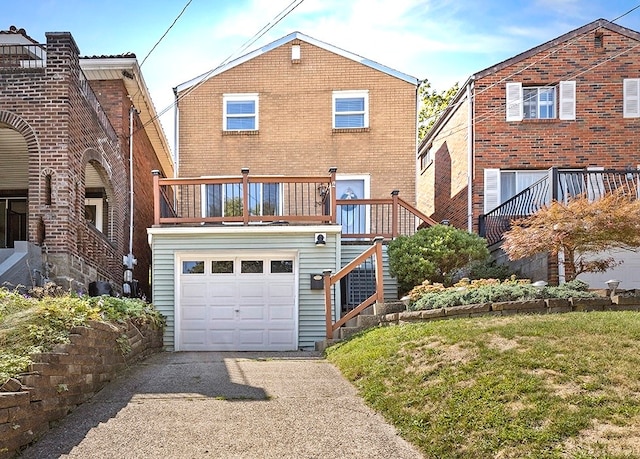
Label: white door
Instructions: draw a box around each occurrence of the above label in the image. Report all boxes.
[178,255,297,351]
[336,176,369,236]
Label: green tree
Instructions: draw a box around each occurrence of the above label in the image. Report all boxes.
[418,79,459,140]
[388,225,489,293]
[502,191,640,281]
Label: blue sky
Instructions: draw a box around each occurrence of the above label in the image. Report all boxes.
[5,0,640,147]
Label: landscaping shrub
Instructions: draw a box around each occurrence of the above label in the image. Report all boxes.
[0,286,164,383]
[408,277,597,311]
[388,225,489,293]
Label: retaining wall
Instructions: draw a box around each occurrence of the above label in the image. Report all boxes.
[0,319,163,459]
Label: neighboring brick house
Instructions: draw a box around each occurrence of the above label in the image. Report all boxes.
[0,26,173,297]
[148,31,429,351]
[417,19,640,286]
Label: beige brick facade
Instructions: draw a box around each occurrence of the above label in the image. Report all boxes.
[176,34,418,202]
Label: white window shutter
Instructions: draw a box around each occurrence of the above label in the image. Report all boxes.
[624,78,640,118]
[505,83,523,121]
[483,169,501,213]
[559,81,576,120]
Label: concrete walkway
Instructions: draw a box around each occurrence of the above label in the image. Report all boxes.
[19,351,423,459]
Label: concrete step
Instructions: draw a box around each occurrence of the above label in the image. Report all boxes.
[374,301,406,315]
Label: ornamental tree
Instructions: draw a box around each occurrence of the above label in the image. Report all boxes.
[388,224,489,293]
[418,79,459,140]
[502,191,640,281]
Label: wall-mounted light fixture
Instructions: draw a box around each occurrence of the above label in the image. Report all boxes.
[315,233,326,246]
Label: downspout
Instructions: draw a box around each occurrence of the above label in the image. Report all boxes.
[173,86,179,178]
[415,79,422,203]
[123,105,137,295]
[466,80,474,232]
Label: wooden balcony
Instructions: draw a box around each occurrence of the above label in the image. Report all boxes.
[152,168,436,240]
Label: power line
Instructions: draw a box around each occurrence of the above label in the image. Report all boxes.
[140,0,193,68]
[420,6,640,147]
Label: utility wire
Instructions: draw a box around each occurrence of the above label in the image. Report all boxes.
[140,0,193,68]
[419,4,640,147]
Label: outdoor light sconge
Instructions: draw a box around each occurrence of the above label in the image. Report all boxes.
[532,280,548,290]
[606,279,621,295]
[315,233,326,245]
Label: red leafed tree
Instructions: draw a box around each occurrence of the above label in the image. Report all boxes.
[502,191,640,281]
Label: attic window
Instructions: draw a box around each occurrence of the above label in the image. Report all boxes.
[595,32,604,49]
[291,44,301,62]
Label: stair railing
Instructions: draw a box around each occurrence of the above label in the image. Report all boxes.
[323,237,384,339]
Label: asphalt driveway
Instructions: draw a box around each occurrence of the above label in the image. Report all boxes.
[18,351,423,459]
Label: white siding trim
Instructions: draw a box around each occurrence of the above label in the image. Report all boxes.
[624,78,640,118]
[484,168,501,213]
[506,82,523,121]
[559,81,576,120]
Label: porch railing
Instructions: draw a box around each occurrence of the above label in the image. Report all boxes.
[152,169,436,239]
[0,44,46,70]
[323,237,384,339]
[479,168,640,246]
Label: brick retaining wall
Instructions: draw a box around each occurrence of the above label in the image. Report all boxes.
[0,320,163,459]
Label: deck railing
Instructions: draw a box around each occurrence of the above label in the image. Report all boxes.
[152,169,436,239]
[479,168,640,246]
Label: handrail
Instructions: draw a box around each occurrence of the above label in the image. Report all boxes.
[323,237,384,339]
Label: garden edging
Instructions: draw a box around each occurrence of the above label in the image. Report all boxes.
[381,296,640,326]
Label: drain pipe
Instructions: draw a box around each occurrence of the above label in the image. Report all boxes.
[123,105,137,296]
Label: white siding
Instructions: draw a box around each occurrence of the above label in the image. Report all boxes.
[150,227,340,350]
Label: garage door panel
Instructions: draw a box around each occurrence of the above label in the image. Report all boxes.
[182,282,208,298]
[209,329,235,345]
[238,329,266,346]
[208,281,236,300]
[268,330,295,346]
[181,305,207,321]
[181,329,206,346]
[240,305,265,320]
[268,281,295,297]
[210,306,235,320]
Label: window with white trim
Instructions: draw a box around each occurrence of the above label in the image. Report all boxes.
[506,81,575,121]
[333,90,369,128]
[483,169,548,213]
[223,93,258,131]
[623,78,640,118]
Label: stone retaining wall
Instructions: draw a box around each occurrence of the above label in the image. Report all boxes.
[0,319,163,459]
[380,295,640,326]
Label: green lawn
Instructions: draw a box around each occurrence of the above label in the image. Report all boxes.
[326,311,640,459]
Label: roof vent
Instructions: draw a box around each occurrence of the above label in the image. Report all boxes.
[291,44,300,62]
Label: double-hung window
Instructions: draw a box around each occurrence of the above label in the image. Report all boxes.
[223,93,258,131]
[333,90,369,129]
[506,81,575,121]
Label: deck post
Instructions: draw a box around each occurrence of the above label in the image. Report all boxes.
[329,167,337,224]
[152,170,161,225]
[373,236,384,302]
[391,190,400,239]
[323,269,334,339]
[241,168,250,225]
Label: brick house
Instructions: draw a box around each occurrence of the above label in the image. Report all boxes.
[148,31,433,351]
[0,26,173,297]
[416,19,640,287]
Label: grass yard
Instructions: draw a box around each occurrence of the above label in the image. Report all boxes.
[326,311,640,459]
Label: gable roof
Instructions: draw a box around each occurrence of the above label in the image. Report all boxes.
[420,18,640,149]
[474,18,640,80]
[175,31,418,93]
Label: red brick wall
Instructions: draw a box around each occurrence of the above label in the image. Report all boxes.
[177,39,417,202]
[0,32,127,289]
[471,26,640,229]
[89,79,165,298]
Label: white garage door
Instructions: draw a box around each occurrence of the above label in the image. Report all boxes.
[178,254,297,351]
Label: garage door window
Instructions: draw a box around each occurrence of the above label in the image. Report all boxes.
[241,260,263,273]
[212,260,234,273]
[271,260,293,273]
[183,261,204,274]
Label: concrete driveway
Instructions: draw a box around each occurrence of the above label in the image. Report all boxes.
[19,351,423,459]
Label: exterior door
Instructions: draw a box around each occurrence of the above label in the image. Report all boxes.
[336,177,368,236]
